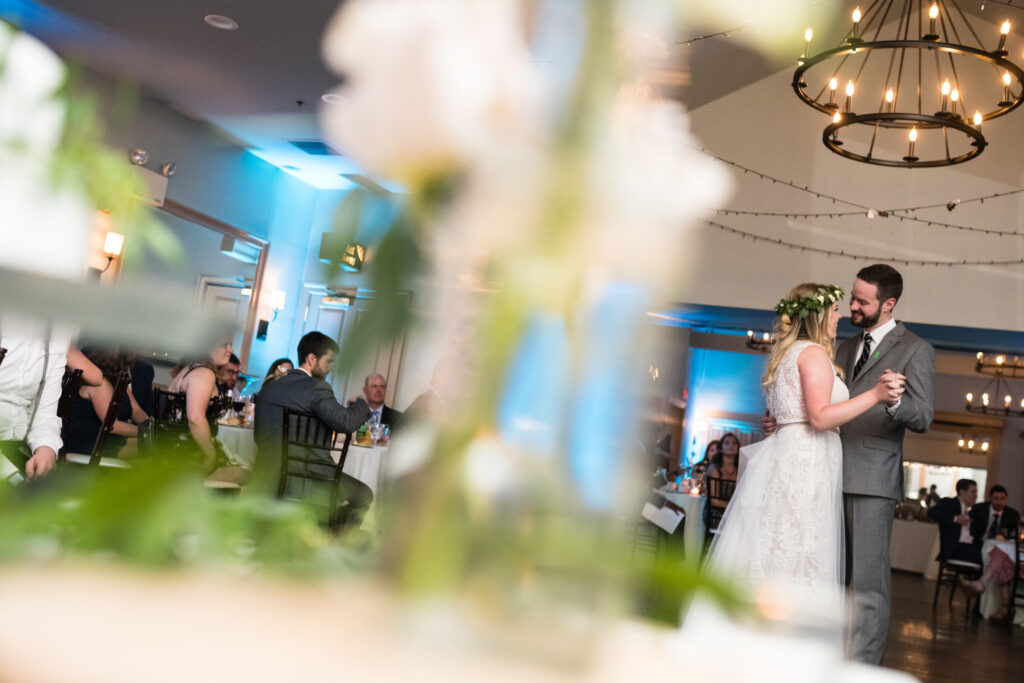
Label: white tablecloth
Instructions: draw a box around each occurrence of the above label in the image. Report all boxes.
[216,424,257,469]
[215,424,386,499]
[889,519,939,574]
[654,487,706,557]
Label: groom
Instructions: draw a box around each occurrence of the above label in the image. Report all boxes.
[837,264,934,664]
[763,264,934,664]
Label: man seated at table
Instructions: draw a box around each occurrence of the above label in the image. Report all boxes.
[253,331,371,527]
[927,478,982,564]
[959,484,1022,621]
[359,373,403,434]
[217,353,241,398]
[970,485,1021,543]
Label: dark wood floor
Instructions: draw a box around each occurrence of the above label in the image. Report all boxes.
[883,571,1022,682]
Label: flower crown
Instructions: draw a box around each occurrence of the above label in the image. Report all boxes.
[774,284,844,320]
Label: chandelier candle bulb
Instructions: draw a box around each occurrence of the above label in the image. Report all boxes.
[982,442,990,452]
[885,88,895,111]
[926,3,939,40]
[997,20,1011,54]
[940,79,950,113]
[904,127,918,162]
[803,27,812,58]
[966,392,974,403]
[828,78,839,108]
[851,6,862,41]
[1002,72,1013,105]
[845,81,855,112]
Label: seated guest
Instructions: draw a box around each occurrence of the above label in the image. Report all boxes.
[263,357,293,386]
[927,478,981,564]
[0,320,67,479]
[691,439,718,487]
[66,343,103,387]
[705,432,740,507]
[359,373,403,434]
[926,483,941,508]
[253,332,372,527]
[970,484,1021,542]
[166,341,234,472]
[65,348,149,458]
[960,485,1023,621]
[217,353,242,400]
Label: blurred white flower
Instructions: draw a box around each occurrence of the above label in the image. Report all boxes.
[321,0,541,184]
[0,22,90,280]
[581,94,732,289]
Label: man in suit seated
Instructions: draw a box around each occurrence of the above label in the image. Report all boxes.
[960,484,1022,620]
[254,331,371,527]
[970,485,1021,543]
[927,478,981,564]
[361,373,403,435]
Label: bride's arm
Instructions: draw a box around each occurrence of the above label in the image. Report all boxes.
[798,345,902,432]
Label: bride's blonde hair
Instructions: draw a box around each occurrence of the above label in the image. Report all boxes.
[762,282,844,388]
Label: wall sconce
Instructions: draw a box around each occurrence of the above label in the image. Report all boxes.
[257,289,287,341]
[341,242,366,272]
[100,231,126,272]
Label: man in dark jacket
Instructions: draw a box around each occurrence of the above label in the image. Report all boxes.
[927,478,981,563]
[254,331,371,526]
[969,484,1021,544]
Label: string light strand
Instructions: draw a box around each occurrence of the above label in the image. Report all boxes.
[703,219,1024,266]
[714,208,1024,236]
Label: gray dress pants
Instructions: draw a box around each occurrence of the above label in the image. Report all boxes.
[844,493,896,665]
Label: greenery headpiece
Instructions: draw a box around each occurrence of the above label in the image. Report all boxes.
[774,284,844,320]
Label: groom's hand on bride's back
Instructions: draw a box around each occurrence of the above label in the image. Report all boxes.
[762,410,777,436]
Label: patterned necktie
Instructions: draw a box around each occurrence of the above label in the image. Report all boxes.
[853,333,873,379]
[988,513,1001,539]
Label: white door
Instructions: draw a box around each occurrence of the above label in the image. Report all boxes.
[200,280,250,362]
[298,287,407,406]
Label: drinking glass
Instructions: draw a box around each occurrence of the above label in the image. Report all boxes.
[369,423,384,445]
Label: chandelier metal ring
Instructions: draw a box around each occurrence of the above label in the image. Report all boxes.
[822,111,986,167]
[792,2,1024,167]
[794,42,1024,124]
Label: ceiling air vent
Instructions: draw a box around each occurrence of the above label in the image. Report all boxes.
[288,140,343,156]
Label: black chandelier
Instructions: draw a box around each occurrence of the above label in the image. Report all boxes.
[957,435,990,454]
[793,1,1024,167]
[965,352,1024,417]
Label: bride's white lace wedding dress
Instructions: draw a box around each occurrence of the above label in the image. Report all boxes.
[706,340,847,606]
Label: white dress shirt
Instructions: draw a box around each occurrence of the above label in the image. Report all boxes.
[0,319,69,454]
[959,500,974,545]
[855,317,900,413]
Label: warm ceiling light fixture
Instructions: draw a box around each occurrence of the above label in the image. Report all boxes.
[204,15,239,31]
[964,352,1024,417]
[793,2,1024,167]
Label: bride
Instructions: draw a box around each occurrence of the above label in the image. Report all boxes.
[705,283,905,609]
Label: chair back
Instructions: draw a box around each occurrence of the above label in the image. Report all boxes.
[279,409,353,529]
[89,370,131,465]
[152,388,186,424]
[56,368,84,461]
[705,475,737,503]
[0,346,7,368]
[1012,523,1024,619]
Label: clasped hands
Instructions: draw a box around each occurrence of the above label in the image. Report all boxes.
[875,369,906,406]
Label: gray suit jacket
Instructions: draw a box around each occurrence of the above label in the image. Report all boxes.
[253,370,370,485]
[836,322,934,500]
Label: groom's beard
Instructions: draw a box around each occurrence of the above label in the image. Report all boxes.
[850,308,881,328]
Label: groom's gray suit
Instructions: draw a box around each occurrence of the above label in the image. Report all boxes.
[836,322,934,664]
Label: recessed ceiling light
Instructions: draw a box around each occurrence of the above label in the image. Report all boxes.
[321,93,344,104]
[204,15,239,31]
